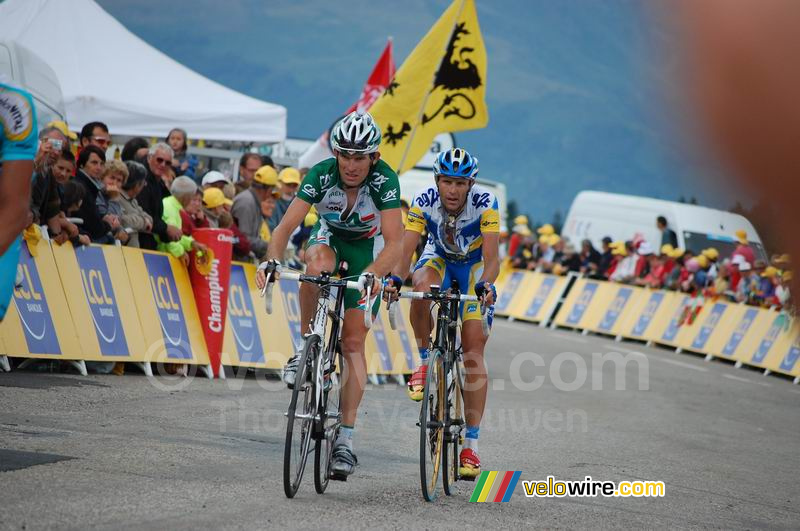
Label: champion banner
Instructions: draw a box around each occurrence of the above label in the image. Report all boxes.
[370,0,488,174]
[189,228,233,378]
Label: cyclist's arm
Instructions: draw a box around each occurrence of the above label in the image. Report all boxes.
[393,229,423,281]
[478,231,500,285]
[364,207,403,277]
[265,197,312,263]
[0,160,34,255]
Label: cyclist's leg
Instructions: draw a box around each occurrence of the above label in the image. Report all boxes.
[301,223,338,334]
[330,235,382,476]
[456,260,490,477]
[410,246,447,352]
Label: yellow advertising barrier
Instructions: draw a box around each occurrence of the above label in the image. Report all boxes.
[553,278,614,330]
[493,269,527,317]
[0,239,82,360]
[220,262,295,370]
[122,248,210,366]
[505,272,568,324]
[52,243,148,363]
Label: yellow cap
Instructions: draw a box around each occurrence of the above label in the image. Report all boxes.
[46,120,77,140]
[763,266,779,278]
[661,244,674,256]
[702,248,719,260]
[537,223,555,235]
[735,229,748,244]
[515,225,532,237]
[203,188,232,209]
[782,271,793,281]
[548,234,561,246]
[612,247,627,256]
[254,165,279,187]
[696,255,709,268]
[279,167,302,185]
[538,235,549,245]
[670,248,685,259]
[513,215,529,226]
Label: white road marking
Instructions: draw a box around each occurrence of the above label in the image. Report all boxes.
[654,357,708,372]
[723,374,752,383]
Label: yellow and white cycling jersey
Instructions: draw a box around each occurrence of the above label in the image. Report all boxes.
[406,184,500,263]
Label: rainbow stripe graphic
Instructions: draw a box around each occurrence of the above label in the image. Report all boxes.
[469,471,522,502]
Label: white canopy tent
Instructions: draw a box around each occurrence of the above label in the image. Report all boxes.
[0,0,286,142]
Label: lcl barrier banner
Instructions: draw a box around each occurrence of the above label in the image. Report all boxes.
[0,239,81,359]
[189,228,233,378]
[221,262,294,370]
[52,243,147,362]
[122,248,210,366]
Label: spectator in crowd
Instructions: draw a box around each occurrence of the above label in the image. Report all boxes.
[268,167,301,230]
[636,249,667,289]
[663,247,686,291]
[508,215,530,258]
[633,241,654,281]
[510,228,535,269]
[594,236,614,278]
[537,223,555,239]
[52,149,74,185]
[232,165,277,259]
[657,216,678,248]
[235,153,265,195]
[735,261,756,303]
[159,176,206,265]
[702,247,720,280]
[138,143,182,250]
[166,128,199,181]
[201,170,231,191]
[44,120,78,144]
[74,145,115,243]
[774,271,792,308]
[713,260,731,297]
[579,238,601,276]
[260,192,278,244]
[60,181,91,248]
[201,188,231,228]
[610,241,638,283]
[180,190,205,236]
[30,127,77,245]
[731,230,755,266]
[79,121,111,151]
[121,137,150,163]
[97,160,130,244]
[116,161,152,248]
[537,234,561,273]
[553,241,581,275]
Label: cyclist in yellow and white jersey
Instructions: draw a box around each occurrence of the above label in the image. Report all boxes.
[386,148,499,479]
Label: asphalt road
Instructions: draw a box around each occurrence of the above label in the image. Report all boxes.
[1,318,799,529]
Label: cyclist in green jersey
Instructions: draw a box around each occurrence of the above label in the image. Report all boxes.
[256,110,403,479]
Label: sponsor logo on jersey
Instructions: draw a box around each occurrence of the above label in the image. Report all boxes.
[302,183,318,198]
[0,88,33,142]
[369,174,389,192]
[416,188,440,207]
[319,173,333,190]
[380,188,398,203]
[471,192,491,209]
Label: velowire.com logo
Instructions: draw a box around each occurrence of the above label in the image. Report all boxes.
[469,471,522,503]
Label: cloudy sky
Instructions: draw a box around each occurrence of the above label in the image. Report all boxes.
[97,0,741,223]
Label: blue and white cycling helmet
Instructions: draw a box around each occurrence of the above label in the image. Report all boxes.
[331,110,382,154]
[433,148,479,180]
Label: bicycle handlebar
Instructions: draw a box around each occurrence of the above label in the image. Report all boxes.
[385,290,490,338]
[259,268,375,328]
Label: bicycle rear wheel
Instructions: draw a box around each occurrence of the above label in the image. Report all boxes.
[283,335,318,498]
[443,355,465,495]
[314,346,341,494]
[420,349,445,502]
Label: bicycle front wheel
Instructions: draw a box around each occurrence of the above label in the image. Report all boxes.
[420,348,445,502]
[443,355,465,496]
[314,346,341,494]
[283,335,319,498]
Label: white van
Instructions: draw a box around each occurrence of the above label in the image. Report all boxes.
[0,41,66,127]
[562,191,767,260]
[398,168,509,230]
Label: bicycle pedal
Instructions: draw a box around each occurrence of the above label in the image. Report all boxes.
[330,472,348,482]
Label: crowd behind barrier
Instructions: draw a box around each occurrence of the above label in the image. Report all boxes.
[493,264,800,383]
[0,237,418,378]
[501,215,793,312]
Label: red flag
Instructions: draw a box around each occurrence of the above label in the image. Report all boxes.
[299,39,396,168]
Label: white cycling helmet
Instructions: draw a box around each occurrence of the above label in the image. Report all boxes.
[330,110,382,154]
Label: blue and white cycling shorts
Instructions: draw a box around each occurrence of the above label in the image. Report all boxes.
[413,246,494,328]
